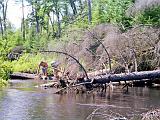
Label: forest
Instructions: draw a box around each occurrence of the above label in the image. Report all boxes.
[0,0,160,87]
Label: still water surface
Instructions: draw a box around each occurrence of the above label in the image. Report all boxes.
[0,80,160,120]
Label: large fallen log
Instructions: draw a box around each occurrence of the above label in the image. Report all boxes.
[53,70,160,94]
[92,70,160,84]
[10,72,36,79]
[52,70,160,93]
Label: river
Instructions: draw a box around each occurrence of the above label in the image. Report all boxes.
[0,79,160,120]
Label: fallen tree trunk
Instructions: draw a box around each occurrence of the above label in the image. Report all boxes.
[92,70,160,84]
[53,70,160,94]
[10,72,36,79]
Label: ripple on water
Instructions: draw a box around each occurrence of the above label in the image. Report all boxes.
[0,80,160,120]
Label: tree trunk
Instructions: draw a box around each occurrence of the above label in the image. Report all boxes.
[35,11,40,33]
[0,0,8,36]
[87,0,92,24]
[21,0,25,41]
[64,3,69,24]
[10,72,36,79]
[0,17,3,38]
[93,70,160,84]
[69,0,77,15]
[2,3,6,32]
[35,0,40,33]
[48,11,55,37]
[55,7,61,37]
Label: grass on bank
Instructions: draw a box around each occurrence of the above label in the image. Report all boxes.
[10,53,57,75]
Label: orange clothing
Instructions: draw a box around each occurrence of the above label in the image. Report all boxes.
[38,61,48,76]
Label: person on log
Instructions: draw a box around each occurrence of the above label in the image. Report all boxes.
[51,61,62,80]
[63,72,71,86]
[37,61,48,79]
[51,61,67,88]
[76,72,85,84]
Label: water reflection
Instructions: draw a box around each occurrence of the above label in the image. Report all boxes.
[0,79,160,120]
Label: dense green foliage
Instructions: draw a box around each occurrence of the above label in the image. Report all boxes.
[0,79,8,88]
[0,57,11,87]
[0,0,159,87]
[0,58,12,80]
[10,53,54,74]
[92,0,133,26]
[134,6,160,26]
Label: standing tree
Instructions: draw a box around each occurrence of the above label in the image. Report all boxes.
[0,16,3,38]
[21,0,25,41]
[69,0,77,15]
[0,0,9,37]
[16,0,26,41]
[87,0,92,24]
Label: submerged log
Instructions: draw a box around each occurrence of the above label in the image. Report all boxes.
[92,70,160,84]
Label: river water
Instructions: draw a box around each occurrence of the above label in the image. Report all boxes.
[0,79,160,120]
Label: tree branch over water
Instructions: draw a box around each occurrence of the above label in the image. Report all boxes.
[40,50,89,79]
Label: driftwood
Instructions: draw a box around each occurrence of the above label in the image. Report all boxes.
[92,70,160,84]
[36,81,58,88]
[54,81,93,94]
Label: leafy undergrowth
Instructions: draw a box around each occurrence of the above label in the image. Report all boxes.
[10,53,55,75]
[0,79,8,88]
[0,58,12,87]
